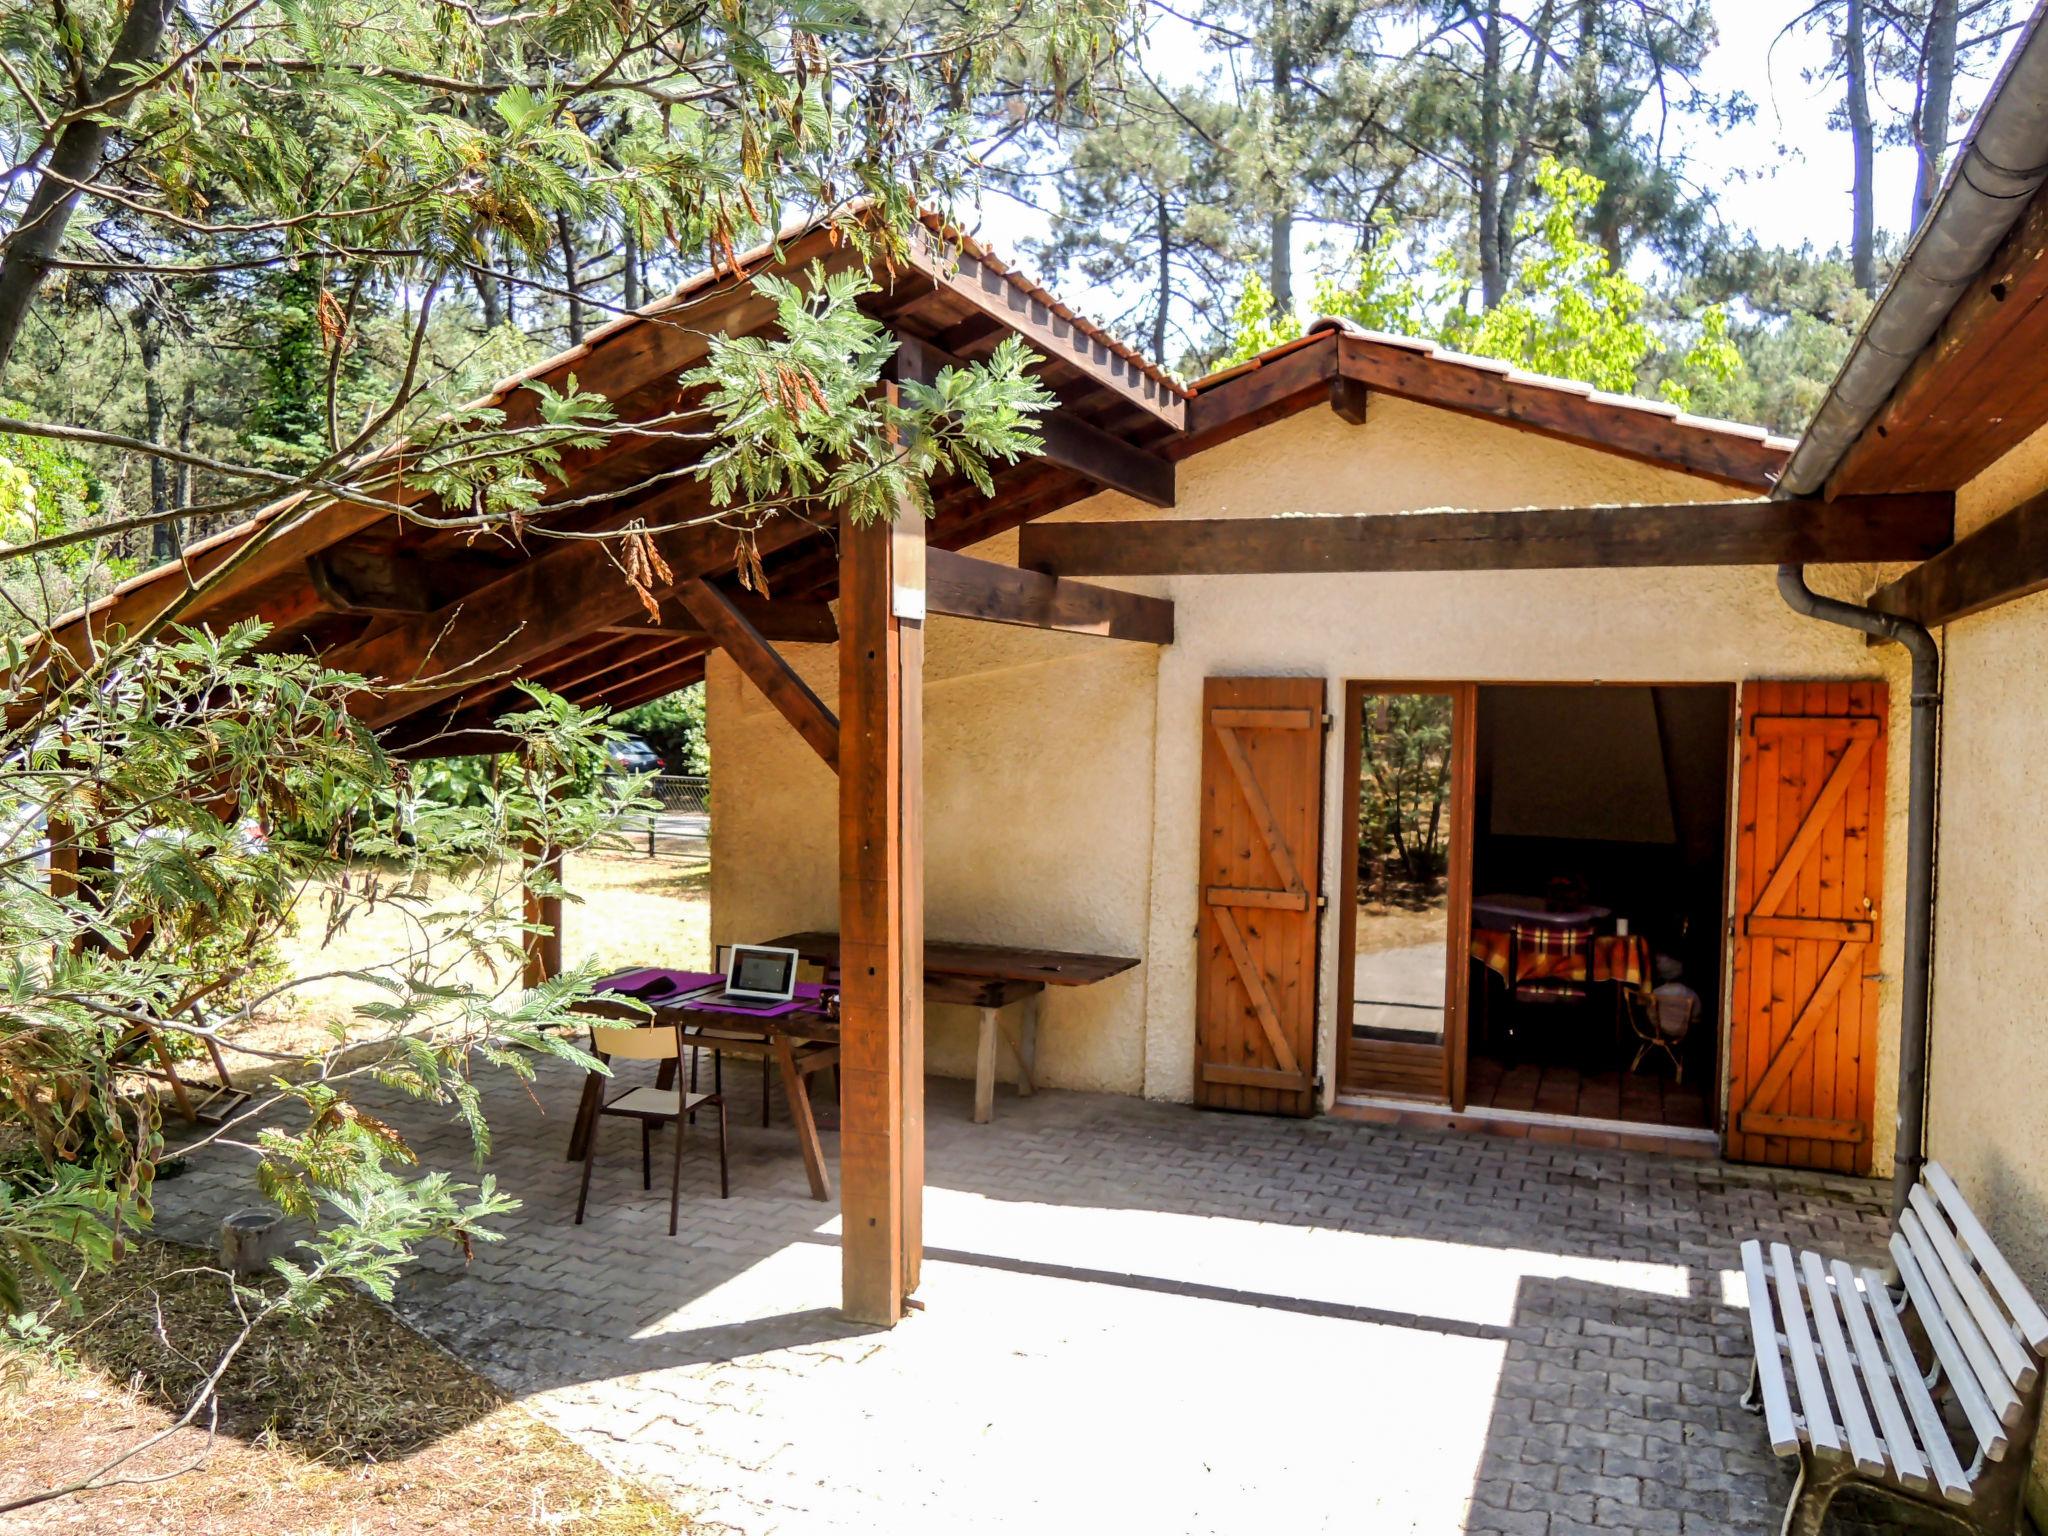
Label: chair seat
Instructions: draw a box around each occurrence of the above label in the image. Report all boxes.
[690,1026,763,1043]
[608,1085,714,1119]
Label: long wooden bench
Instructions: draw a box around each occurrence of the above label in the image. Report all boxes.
[1739,1162,2048,1535]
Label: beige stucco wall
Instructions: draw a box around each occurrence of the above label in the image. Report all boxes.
[709,395,1909,1163]
[1923,417,2048,1295]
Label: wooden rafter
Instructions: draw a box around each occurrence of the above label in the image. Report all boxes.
[925,548,1173,643]
[674,577,840,770]
[601,594,838,644]
[1017,495,1954,577]
[1868,484,2048,627]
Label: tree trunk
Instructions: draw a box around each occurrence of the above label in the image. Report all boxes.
[1846,0,1878,295]
[1269,31,1296,312]
[1913,0,1960,231]
[558,212,585,345]
[1476,0,1507,309]
[0,0,175,378]
[1153,189,1171,363]
[473,263,502,330]
[172,377,194,535]
[138,309,173,563]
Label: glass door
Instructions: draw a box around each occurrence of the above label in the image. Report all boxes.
[1336,684,1475,1106]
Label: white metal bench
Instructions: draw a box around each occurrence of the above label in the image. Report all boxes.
[1739,1162,2048,1536]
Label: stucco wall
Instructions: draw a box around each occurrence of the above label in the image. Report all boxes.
[1923,417,2048,1291]
[708,395,1907,1158]
[708,619,1158,1095]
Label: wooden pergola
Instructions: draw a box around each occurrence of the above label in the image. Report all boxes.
[55,213,1961,1324]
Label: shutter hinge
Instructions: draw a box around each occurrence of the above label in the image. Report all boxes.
[1316,894,1329,909]
[1321,712,1334,727]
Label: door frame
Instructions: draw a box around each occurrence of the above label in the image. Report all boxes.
[1334,681,1477,1109]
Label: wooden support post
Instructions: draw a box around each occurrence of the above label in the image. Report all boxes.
[836,408,925,1326]
[522,841,564,989]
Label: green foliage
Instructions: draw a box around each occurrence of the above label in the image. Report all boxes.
[0,627,635,1326]
[681,264,1056,526]
[1223,160,1746,409]
[617,686,708,778]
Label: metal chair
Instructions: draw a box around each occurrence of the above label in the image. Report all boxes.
[1627,981,1699,1082]
[575,1020,728,1234]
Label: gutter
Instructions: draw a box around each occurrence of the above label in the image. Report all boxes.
[1777,0,2048,499]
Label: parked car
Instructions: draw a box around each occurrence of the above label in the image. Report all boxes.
[605,736,665,777]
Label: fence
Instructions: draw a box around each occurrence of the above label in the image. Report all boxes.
[628,774,709,858]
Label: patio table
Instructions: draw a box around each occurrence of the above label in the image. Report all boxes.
[765,931,1140,1124]
[568,970,843,1201]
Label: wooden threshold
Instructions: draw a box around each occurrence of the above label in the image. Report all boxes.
[1331,1095,1722,1160]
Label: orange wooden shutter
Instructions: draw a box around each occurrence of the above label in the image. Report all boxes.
[1195,677,1325,1116]
[1727,681,1887,1172]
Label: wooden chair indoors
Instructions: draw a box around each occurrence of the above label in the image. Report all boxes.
[575,1020,728,1234]
[1505,919,1596,1060]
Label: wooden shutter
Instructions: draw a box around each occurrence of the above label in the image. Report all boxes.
[1727,681,1887,1172]
[1195,677,1325,1116]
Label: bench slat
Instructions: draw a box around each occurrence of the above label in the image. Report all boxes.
[1802,1250,1888,1475]
[1741,1239,1801,1456]
[1771,1241,1844,1455]
[1830,1258,1931,1492]
[1901,1210,2028,1429]
[1927,1163,2048,1357]
[1860,1263,1976,1505]
[1893,1231,2013,1459]
[1909,1186,2038,1395]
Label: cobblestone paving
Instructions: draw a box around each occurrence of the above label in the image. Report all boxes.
[151,1056,1900,1535]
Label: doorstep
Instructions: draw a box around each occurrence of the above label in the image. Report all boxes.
[1332,1093,1722,1159]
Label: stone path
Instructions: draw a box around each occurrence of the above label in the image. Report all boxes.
[151,1054,1896,1534]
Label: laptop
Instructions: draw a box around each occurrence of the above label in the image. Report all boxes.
[689,944,801,1012]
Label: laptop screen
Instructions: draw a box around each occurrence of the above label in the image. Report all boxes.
[729,946,796,999]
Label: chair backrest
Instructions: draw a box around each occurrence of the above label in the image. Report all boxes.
[591,1021,683,1061]
[1651,983,1699,1040]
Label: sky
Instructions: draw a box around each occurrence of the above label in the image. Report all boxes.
[967,0,2011,336]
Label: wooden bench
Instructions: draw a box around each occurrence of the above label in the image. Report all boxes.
[1739,1162,2048,1535]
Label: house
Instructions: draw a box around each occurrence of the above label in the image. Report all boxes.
[707,317,1937,1181]
[67,9,2048,1325]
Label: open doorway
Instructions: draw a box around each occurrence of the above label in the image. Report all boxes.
[1337,681,1733,1134]
[1463,685,1731,1130]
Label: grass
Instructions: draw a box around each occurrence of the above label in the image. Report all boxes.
[0,1242,684,1535]
[248,848,711,1058]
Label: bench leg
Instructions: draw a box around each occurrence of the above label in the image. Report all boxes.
[1780,1453,1850,1536]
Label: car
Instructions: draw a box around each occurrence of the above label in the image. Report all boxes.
[605,736,666,777]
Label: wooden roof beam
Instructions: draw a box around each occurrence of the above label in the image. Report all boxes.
[891,335,1175,508]
[675,577,840,770]
[1017,495,1954,577]
[601,593,837,644]
[927,548,1173,643]
[1868,484,2048,626]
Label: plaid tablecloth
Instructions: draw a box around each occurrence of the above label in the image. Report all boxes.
[1470,928,1650,991]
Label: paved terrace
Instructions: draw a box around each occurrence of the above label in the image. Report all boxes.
[152,1058,1895,1535]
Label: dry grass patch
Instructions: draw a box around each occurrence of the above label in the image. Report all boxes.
[0,1241,684,1535]
[248,849,710,1058]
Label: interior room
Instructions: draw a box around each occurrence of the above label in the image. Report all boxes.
[1462,684,1732,1129]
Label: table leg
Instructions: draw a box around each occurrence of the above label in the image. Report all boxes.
[775,1037,831,1202]
[974,1007,998,1124]
[1018,993,1039,1096]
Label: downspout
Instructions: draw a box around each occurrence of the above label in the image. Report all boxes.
[1775,566,1939,1218]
